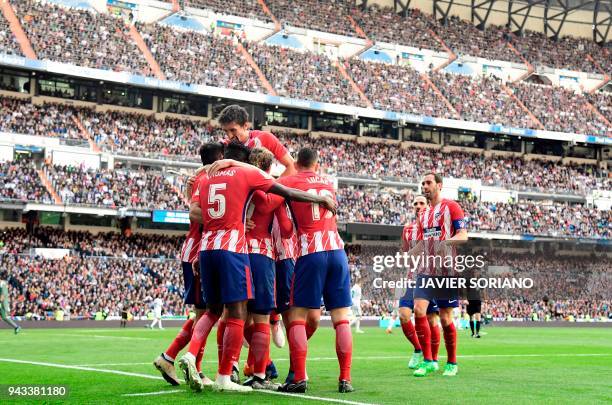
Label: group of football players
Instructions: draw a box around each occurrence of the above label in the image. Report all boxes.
[152,104,468,395]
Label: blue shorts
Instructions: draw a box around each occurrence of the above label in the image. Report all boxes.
[399,289,438,313]
[182,261,206,309]
[275,258,295,313]
[413,275,459,308]
[291,249,352,310]
[248,254,276,315]
[199,250,254,305]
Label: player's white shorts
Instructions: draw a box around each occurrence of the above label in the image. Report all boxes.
[154,309,162,318]
[351,304,362,317]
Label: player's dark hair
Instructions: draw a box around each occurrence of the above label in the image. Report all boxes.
[249,148,273,172]
[199,142,224,165]
[424,172,443,184]
[217,104,249,126]
[224,141,251,163]
[297,147,318,168]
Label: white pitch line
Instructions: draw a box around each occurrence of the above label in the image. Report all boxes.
[122,389,182,397]
[52,333,150,341]
[0,358,378,405]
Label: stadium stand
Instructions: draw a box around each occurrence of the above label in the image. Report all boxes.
[183,0,270,22]
[0,12,22,56]
[509,82,610,137]
[138,23,265,93]
[13,0,151,75]
[344,58,454,118]
[0,159,52,203]
[246,42,367,107]
[44,164,184,210]
[266,0,356,37]
[0,96,83,139]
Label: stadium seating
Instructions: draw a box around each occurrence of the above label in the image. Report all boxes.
[247,42,367,107]
[344,58,454,118]
[509,82,610,136]
[266,0,356,37]
[138,23,264,93]
[13,0,151,75]
[0,96,83,139]
[44,163,185,210]
[183,0,270,22]
[0,13,22,56]
[0,159,52,203]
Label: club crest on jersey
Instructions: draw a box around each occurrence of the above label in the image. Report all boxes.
[423,226,442,238]
[434,212,442,220]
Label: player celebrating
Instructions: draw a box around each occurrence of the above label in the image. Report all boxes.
[217,104,295,177]
[399,195,441,370]
[0,271,20,334]
[277,147,354,394]
[154,142,224,387]
[412,173,468,377]
[179,143,336,393]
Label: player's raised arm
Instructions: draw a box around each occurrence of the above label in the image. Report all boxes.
[267,183,337,216]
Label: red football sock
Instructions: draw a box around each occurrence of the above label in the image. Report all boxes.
[431,323,441,361]
[415,315,432,361]
[252,323,271,377]
[244,323,255,368]
[442,322,457,364]
[219,318,245,376]
[334,320,352,382]
[400,320,422,352]
[305,322,317,340]
[196,345,204,372]
[270,311,280,323]
[288,320,307,382]
[164,318,193,360]
[216,320,226,366]
[187,312,219,358]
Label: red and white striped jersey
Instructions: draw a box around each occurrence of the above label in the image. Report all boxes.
[272,203,298,261]
[277,170,344,257]
[246,191,286,259]
[180,171,207,263]
[196,166,276,253]
[401,222,419,252]
[416,199,466,276]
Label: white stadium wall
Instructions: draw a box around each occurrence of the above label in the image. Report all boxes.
[0,144,14,162]
[51,149,101,170]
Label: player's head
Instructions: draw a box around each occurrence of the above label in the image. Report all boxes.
[199,142,224,165]
[249,147,274,173]
[224,141,251,163]
[412,195,427,215]
[218,104,249,143]
[295,147,319,172]
[421,172,443,202]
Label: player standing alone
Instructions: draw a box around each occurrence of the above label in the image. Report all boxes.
[412,173,468,377]
[149,297,164,330]
[277,148,354,394]
[0,271,20,334]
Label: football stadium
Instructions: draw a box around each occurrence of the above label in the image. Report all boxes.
[0,0,610,403]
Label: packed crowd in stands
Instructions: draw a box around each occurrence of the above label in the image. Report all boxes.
[78,108,220,159]
[0,13,22,56]
[344,58,454,118]
[1,254,184,319]
[0,227,182,259]
[13,0,151,76]
[138,23,264,93]
[0,159,51,203]
[45,163,184,210]
[0,96,82,139]
[247,42,367,107]
[267,0,355,37]
[184,0,270,22]
[510,82,610,136]
[587,90,612,123]
[430,71,535,128]
[274,131,609,194]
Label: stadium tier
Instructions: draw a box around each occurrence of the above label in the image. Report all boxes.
[0,0,609,139]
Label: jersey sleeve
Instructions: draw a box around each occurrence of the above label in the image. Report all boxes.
[274,202,294,238]
[245,167,276,193]
[449,201,466,231]
[253,191,285,215]
[259,131,289,161]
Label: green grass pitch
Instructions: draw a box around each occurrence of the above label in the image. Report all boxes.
[0,325,611,404]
